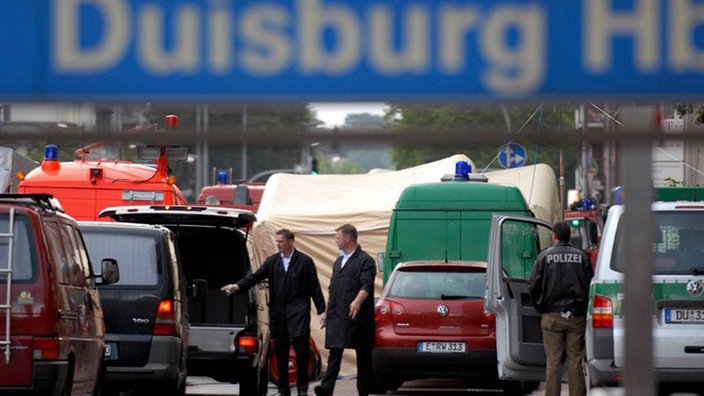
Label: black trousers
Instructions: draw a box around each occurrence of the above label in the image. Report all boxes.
[274,335,310,394]
[319,347,372,396]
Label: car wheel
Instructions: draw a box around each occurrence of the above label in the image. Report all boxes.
[501,380,524,395]
[370,370,403,394]
[241,359,269,396]
[521,381,540,394]
[308,347,320,381]
[258,357,270,395]
[164,375,187,396]
[100,387,118,396]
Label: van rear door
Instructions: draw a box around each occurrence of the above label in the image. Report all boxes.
[485,214,552,382]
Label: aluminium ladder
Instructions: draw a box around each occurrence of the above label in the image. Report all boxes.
[0,208,15,364]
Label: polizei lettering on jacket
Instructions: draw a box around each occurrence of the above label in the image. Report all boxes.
[545,253,584,264]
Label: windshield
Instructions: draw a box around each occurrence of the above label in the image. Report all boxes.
[388,269,485,300]
[612,211,704,275]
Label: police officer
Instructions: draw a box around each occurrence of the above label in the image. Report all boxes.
[528,220,594,396]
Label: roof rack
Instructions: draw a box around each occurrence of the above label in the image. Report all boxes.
[0,193,64,212]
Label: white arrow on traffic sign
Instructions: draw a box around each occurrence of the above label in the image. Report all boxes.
[498,143,527,169]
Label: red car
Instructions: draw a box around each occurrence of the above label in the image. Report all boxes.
[372,261,536,395]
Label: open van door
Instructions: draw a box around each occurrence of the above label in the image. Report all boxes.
[485,214,552,382]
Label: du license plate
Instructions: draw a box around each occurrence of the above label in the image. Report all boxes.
[665,308,704,324]
[417,341,466,353]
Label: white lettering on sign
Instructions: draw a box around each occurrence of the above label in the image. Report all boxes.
[584,0,704,74]
[53,0,130,72]
[51,0,546,97]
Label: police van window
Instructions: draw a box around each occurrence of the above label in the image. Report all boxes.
[0,214,36,282]
[613,212,704,275]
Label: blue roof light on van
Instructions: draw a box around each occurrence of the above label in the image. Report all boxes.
[453,161,471,181]
[44,145,58,161]
[217,171,228,184]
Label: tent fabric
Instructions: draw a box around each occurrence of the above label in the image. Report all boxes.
[252,155,559,375]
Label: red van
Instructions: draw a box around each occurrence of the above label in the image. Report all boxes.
[0,194,118,395]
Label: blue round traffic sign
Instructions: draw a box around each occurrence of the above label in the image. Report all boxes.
[498,143,527,169]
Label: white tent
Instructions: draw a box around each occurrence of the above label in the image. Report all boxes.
[252,155,560,375]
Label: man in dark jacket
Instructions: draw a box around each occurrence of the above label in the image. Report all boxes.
[528,221,594,396]
[314,224,376,396]
[221,229,326,396]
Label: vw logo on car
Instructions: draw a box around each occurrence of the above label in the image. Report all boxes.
[437,305,449,317]
[687,279,704,297]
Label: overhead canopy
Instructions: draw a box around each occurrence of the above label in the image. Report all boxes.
[255,155,475,278]
[252,155,559,374]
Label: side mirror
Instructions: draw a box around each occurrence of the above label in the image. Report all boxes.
[192,279,207,299]
[376,252,385,273]
[98,258,119,285]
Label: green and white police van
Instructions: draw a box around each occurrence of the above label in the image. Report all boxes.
[585,186,704,391]
[484,186,704,392]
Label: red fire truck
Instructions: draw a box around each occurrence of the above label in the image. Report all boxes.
[17,115,188,221]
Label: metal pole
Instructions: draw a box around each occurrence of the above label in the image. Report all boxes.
[195,105,203,197]
[619,105,656,396]
[241,104,248,179]
[581,104,591,200]
[202,104,209,194]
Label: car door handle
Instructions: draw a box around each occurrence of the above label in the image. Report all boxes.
[59,311,78,320]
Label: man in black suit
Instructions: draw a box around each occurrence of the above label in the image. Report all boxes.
[314,224,376,396]
[222,229,326,396]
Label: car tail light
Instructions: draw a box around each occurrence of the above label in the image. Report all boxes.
[153,299,178,336]
[33,337,60,360]
[375,300,406,321]
[482,307,495,321]
[238,336,258,354]
[592,295,613,328]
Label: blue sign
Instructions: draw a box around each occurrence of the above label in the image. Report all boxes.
[498,143,527,169]
[2,0,704,101]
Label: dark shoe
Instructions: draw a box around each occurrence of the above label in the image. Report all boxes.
[298,389,308,395]
[314,385,329,396]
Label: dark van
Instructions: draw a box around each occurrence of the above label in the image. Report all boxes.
[0,193,118,396]
[79,222,189,396]
[100,205,270,395]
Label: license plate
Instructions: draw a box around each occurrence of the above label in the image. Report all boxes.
[665,308,704,324]
[104,342,118,360]
[417,341,466,353]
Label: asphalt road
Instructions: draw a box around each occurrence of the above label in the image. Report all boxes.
[185,377,703,396]
[185,376,567,396]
